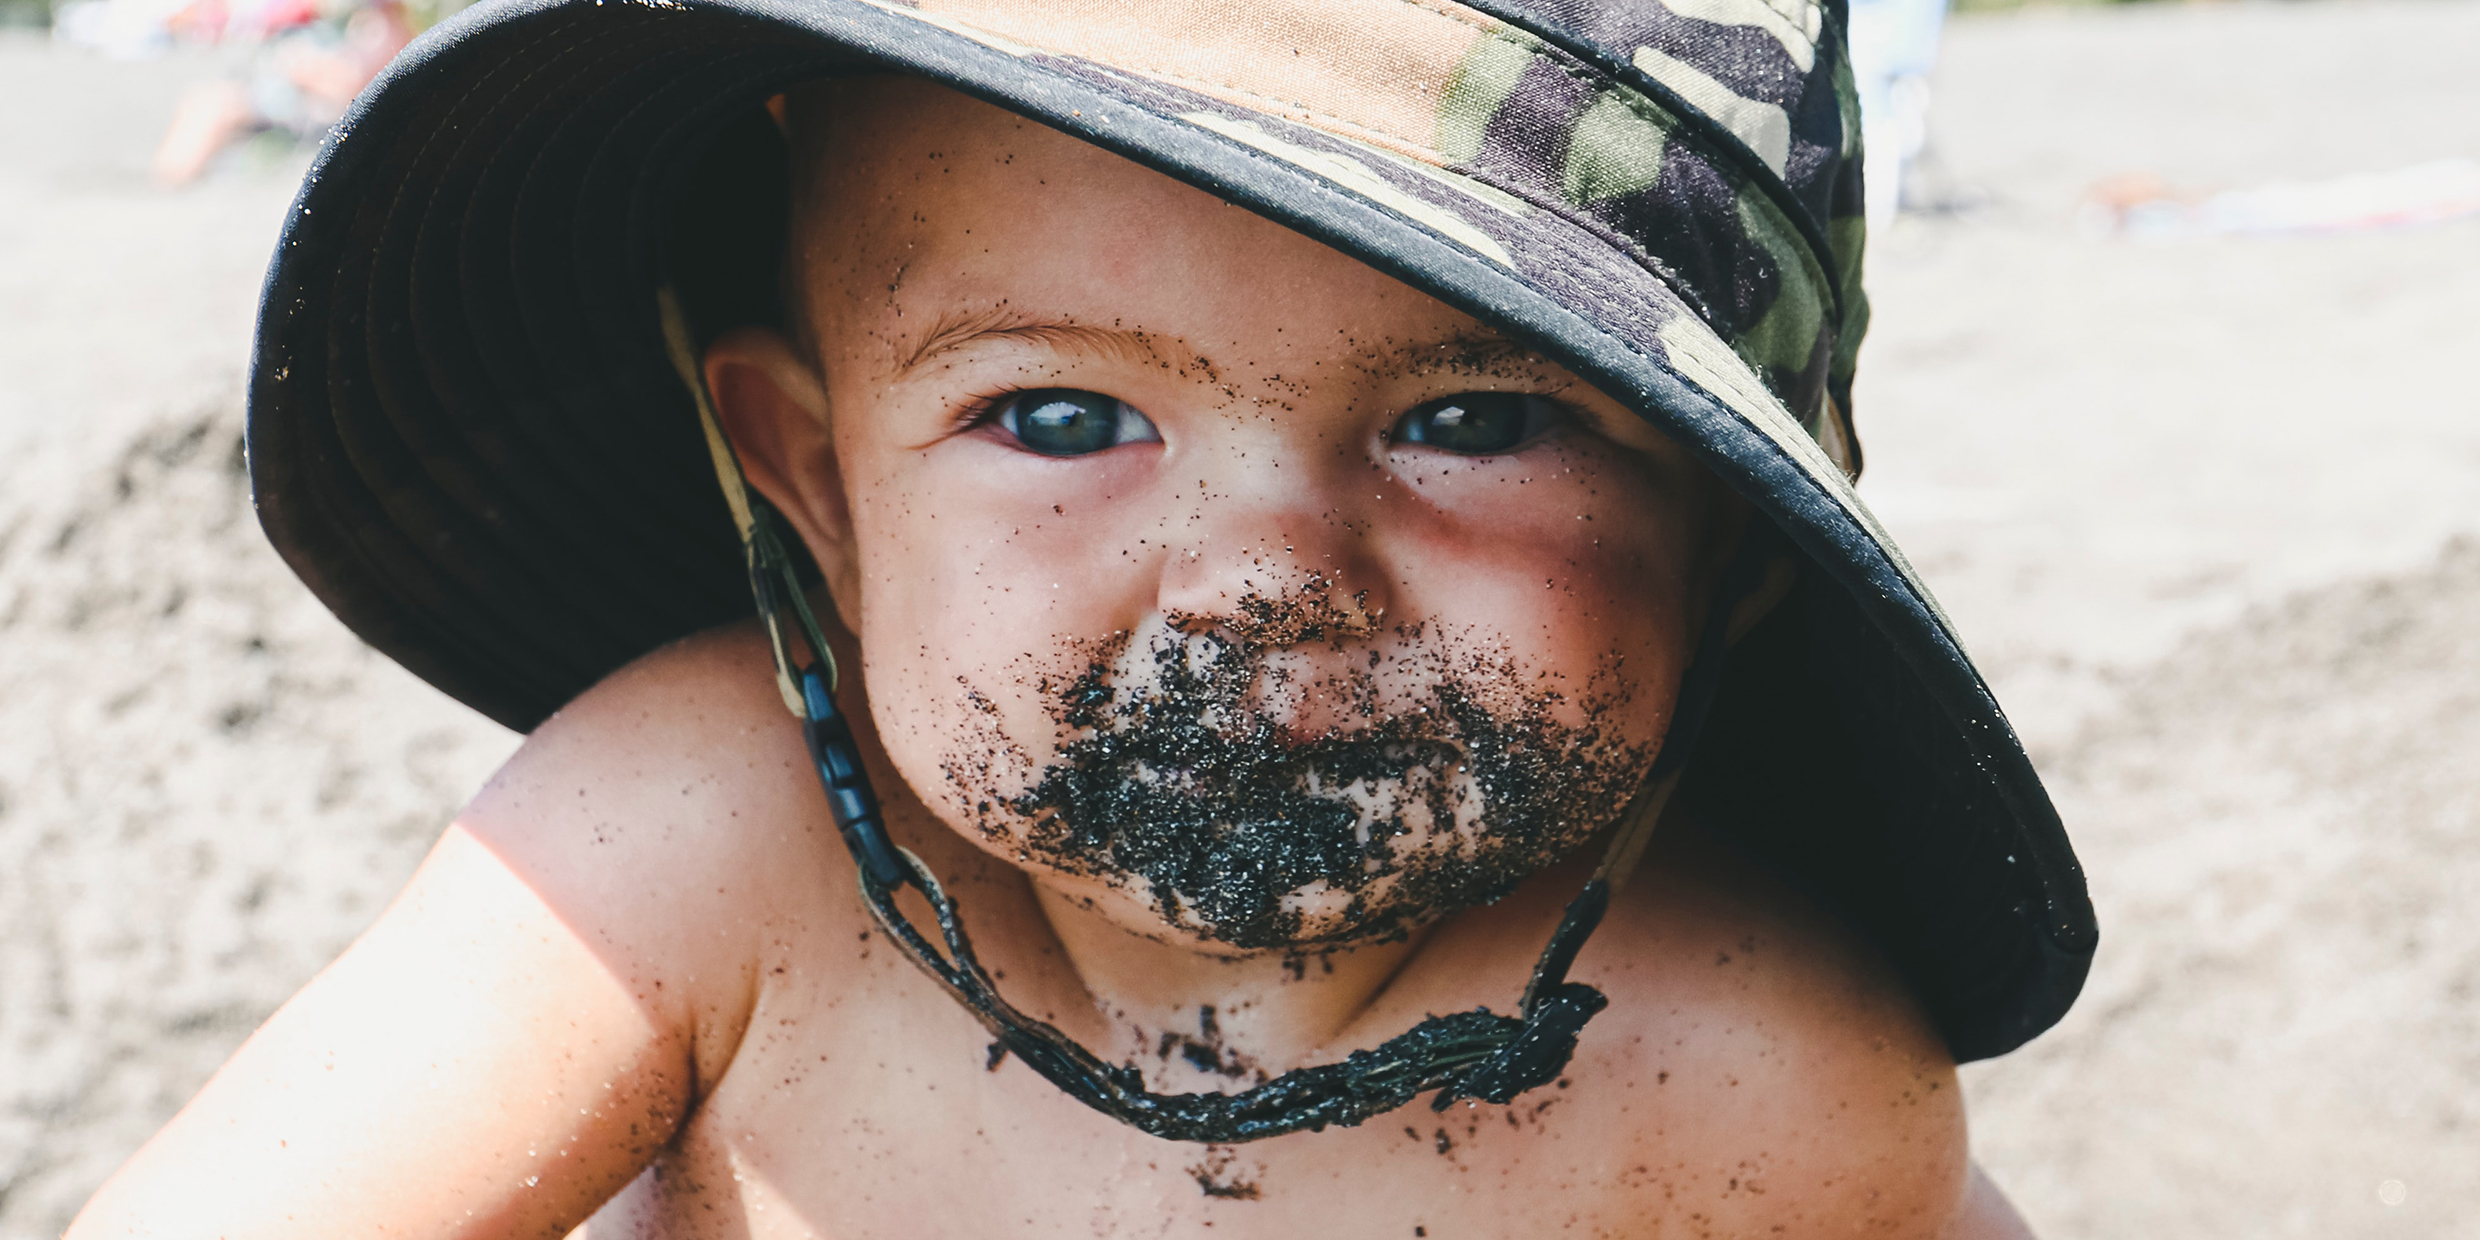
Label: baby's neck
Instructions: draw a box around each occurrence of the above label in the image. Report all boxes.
[1031,883,1429,1086]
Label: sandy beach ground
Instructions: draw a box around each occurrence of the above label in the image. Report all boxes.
[3,3,2477,1235]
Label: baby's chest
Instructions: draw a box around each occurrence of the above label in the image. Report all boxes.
[575,969,1670,1238]
[577,855,1970,1240]
[581,998,1936,1239]
[600,1073,1625,1239]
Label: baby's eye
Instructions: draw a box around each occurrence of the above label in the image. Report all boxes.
[1391,392,1561,456]
[993,389,1161,457]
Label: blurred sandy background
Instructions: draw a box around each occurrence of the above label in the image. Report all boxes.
[3,2,2477,1235]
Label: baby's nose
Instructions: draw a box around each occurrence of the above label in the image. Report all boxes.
[1153,489,1392,649]
[1166,566,1383,649]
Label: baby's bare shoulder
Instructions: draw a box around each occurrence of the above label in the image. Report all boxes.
[1554,822,1971,1234]
[466,621,830,889]
[456,623,863,1079]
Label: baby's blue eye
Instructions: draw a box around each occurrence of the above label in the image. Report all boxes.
[1392,392,1560,456]
[995,389,1161,457]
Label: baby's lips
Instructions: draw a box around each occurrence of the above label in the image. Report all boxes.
[1234,671,1383,746]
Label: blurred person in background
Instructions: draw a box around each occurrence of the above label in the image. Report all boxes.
[1847,0,1948,227]
[146,0,411,185]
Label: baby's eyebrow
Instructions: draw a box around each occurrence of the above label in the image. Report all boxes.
[1389,331,1561,378]
[894,308,1159,376]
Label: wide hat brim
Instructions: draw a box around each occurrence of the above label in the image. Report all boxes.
[248,0,2092,1061]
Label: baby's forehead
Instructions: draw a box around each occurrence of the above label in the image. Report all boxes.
[778,78,1142,260]
[775,81,1574,386]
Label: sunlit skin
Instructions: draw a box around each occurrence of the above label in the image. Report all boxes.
[69,79,2033,1239]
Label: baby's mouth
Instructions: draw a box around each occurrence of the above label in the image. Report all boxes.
[986,623,1654,950]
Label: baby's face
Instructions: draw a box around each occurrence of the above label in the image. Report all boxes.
[723,79,1734,952]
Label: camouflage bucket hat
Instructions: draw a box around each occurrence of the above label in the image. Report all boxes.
[248,0,2094,1071]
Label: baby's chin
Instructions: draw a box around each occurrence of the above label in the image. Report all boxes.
[1156,861,1521,951]
[1010,811,1598,954]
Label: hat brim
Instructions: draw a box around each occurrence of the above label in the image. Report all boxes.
[248,0,2091,1060]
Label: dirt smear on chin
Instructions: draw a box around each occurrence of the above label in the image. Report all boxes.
[951,592,1660,951]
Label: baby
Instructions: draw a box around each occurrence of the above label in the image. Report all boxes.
[73,2,2092,1235]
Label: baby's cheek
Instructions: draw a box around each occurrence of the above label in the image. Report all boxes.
[861,644,1050,848]
[1392,457,1705,728]
[851,452,1159,642]
[847,560,1128,850]
[844,563,1042,838]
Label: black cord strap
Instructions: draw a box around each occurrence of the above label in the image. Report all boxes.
[834,793,1608,1142]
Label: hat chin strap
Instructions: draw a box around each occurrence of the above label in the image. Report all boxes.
[658,289,1776,1143]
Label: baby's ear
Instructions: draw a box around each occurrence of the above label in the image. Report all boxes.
[1705,497,1799,649]
[703,326,862,613]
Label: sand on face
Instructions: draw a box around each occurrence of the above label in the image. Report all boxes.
[3,3,2479,1234]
